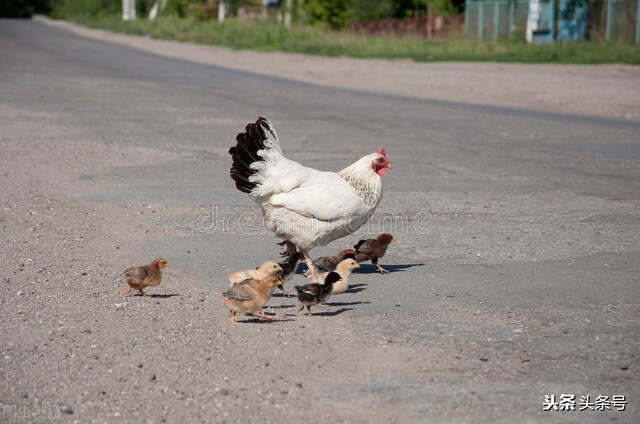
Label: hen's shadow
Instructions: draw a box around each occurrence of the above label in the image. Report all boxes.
[353,263,425,274]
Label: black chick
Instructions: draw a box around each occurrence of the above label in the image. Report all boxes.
[294,272,342,316]
[277,251,304,297]
[354,233,396,273]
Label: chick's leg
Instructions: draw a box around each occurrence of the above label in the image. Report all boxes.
[306,306,313,317]
[299,247,313,272]
[230,311,237,326]
[123,285,131,295]
[278,285,294,297]
[373,257,389,274]
[254,310,276,321]
[278,240,297,257]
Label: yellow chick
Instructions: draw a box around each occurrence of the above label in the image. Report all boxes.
[222,275,284,325]
[228,261,283,286]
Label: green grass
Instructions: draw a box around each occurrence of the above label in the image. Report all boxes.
[57,14,640,64]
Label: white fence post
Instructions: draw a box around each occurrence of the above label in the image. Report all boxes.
[493,1,500,41]
[636,0,640,44]
[606,0,613,40]
[218,1,226,23]
[122,0,136,21]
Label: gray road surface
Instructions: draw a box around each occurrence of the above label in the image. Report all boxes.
[1,19,639,423]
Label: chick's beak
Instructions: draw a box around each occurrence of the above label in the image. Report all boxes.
[385,162,393,169]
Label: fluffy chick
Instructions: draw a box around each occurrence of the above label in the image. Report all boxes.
[228,261,283,286]
[354,233,396,273]
[307,257,359,287]
[222,275,284,325]
[276,252,304,297]
[294,272,342,316]
[123,258,170,296]
[307,248,356,277]
[327,258,360,295]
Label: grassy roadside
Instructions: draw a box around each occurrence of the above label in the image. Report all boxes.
[56,15,640,64]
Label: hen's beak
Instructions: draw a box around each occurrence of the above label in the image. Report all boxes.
[385,162,393,169]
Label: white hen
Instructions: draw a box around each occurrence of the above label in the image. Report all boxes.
[229,117,392,267]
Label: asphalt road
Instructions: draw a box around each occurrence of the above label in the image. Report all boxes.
[1,19,639,423]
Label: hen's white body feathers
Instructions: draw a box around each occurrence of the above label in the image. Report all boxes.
[230,118,387,254]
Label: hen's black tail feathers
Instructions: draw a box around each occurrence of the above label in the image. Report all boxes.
[229,117,272,194]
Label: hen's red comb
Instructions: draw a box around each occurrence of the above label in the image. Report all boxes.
[377,147,387,156]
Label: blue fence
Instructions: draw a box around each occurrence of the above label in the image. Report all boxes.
[465,0,640,43]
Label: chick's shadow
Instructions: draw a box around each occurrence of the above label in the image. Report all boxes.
[352,263,425,274]
[305,307,353,317]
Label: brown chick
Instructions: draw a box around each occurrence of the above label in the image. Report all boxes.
[222,275,284,325]
[123,258,170,296]
[228,261,283,286]
[306,248,356,278]
[354,233,395,273]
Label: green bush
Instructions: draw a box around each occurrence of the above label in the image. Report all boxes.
[304,0,349,29]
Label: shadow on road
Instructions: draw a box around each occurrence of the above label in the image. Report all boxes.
[326,301,371,307]
[353,263,425,274]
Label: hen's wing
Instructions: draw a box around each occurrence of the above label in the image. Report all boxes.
[230,117,365,221]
